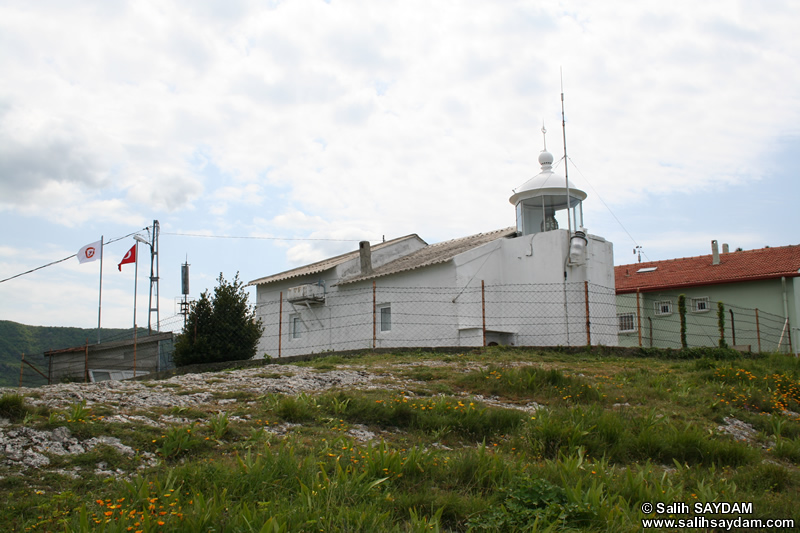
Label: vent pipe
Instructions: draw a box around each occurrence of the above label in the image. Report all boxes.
[359,241,373,275]
[711,240,720,265]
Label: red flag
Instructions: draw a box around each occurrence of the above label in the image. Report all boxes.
[118,245,136,271]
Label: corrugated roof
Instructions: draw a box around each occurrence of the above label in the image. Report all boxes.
[247,234,422,286]
[615,244,800,294]
[338,227,517,285]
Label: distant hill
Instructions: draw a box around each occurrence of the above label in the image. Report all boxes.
[0,320,143,387]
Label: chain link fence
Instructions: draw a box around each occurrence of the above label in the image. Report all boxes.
[11,315,185,388]
[616,296,793,353]
[254,282,618,358]
[10,285,796,388]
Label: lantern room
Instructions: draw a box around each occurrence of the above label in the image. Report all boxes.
[509,146,586,237]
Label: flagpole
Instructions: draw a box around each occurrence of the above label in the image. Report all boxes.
[133,242,138,378]
[133,242,139,331]
[97,236,104,344]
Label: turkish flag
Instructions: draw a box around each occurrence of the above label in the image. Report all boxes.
[118,245,136,271]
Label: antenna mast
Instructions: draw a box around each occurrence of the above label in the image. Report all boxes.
[146,220,160,334]
[560,68,573,235]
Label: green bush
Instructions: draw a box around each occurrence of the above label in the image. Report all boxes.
[173,273,263,367]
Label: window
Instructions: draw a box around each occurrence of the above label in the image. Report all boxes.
[692,297,710,313]
[654,300,673,316]
[290,314,302,339]
[379,304,391,332]
[618,313,635,333]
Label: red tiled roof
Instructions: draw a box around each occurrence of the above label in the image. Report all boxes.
[615,245,800,294]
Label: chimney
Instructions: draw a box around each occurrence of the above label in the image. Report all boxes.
[359,241,373,275]
[711,240,720,265]
[722,243,729,254]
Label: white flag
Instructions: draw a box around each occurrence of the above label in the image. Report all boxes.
[77,239,102,264]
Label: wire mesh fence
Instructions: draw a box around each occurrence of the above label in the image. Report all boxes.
[11,283,796,388]
[255,282,616,358]
[615,297,793,353]
[12,314,186,388]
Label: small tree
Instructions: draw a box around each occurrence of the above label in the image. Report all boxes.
[678,294,687,349]
[174,273,263,367]
[717,301,728,349]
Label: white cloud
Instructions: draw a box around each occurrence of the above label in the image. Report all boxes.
[1,0,800,325]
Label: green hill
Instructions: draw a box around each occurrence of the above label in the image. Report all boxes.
[0,320,141,387]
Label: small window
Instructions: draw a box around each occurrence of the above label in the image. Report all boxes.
[290,314,302,339]
[692,297,710,313]
[379,304,391,332]
[618,313,635,333]
[654,300,673,316]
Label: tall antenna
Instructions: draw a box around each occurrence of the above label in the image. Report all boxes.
[560,67,573,236]
[146,220,160,334]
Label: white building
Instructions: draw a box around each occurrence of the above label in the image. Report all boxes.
[248,146,617,358]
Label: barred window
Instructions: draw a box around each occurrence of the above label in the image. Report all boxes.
[618,313,635,333]
[692,297,710,313]
[654,300,673,316]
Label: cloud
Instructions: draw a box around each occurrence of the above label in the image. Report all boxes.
[0,106,111,205]
[124,174,204,212]
[1,0,800,325]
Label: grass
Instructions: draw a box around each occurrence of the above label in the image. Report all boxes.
[2,347,800,531]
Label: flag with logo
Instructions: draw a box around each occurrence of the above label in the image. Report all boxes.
[118,245,136,271]
[77,240,102,264]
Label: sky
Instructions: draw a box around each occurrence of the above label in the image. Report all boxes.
[1,0,799,330]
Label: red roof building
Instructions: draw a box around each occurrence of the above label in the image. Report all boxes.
[615,244,800,294]
[614,242,800,353]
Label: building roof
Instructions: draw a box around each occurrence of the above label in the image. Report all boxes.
[44,332,174,356]
[339,227,517,285]
[247,234,424,286]
[615,245,800,294]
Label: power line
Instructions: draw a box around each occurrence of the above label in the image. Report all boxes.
[161,232,368,242]
[0,229,146,284]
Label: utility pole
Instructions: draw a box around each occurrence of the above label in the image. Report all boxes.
[146,220,160,334]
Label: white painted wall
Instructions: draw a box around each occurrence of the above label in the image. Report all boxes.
[253,228,617,358]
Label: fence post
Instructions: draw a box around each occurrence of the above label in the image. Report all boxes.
[19,353,25,388]
[755,308,761,352]
[584,281,591,346]
[84,340,89,383]
[373,281,376,350]
[481,280,486,347]
[278,291,283,358]
[636,289,642,347]
[729,309,736,346]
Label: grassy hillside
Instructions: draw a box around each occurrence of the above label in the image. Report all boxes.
[1,347,799,531]
[0,320,143,387]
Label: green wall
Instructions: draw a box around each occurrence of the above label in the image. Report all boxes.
[616,277,798,353]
